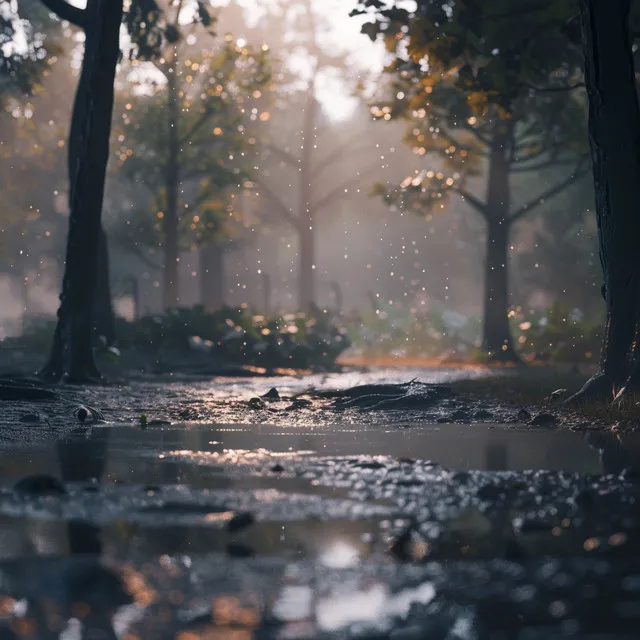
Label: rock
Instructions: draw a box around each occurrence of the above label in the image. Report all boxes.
[271,463,285,473]
[14,474,65,496]
[148,419,171,426]
[516,408,531,422]
[178,407,200,420]
[619,467,640,484]
[389,528,431,562]
[226,543,254,558]
[530,413,557,427]
[227,511,255,533]
[19,414,41,424]
[76,407,89,423]
[447,509,492,538]
[473,409,494,420]
[476,483,506,500]
[286,398,312,410]
[354,460,386,470]
[261,387,281,401]
[436,417,449,424]
[248,397,266,410]
[550,388,569,400]
[574,489,595,509]
[450,409,470,422]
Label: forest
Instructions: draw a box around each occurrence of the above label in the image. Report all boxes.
[1,1,640,638]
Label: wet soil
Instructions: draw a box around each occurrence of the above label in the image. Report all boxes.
[0,367,639,638]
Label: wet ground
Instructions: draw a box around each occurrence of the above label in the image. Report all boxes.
[0,368,640,638]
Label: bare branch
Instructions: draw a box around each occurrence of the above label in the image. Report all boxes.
[522,81,585,93]
[40,0,87,28]
[313,135,372,177]
[310,163,379,213]
[265,143,299,167]
[254,179,299,228]
[510,156,582,173]
[454,187,489,218]
[509,157,589,223]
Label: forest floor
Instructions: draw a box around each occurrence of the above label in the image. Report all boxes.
[0,365,639,638]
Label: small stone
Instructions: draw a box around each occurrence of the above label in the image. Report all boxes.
[19,414,41,424]
[271,463,285,473]
[474,409,494,420]
[286,398,312,410]
[619,467,640,484]
[436,417,449,424]
[227,511,255,533]
[261,387,281,401]
[226,543,254,558]
[574,489,595,509]
[530,413,557,427]
[517,408,531,422]
[248,397,265,410]
[476,483,505,500]
[14,474,65,496]
[76,407,89,423]
[450,409,469,421]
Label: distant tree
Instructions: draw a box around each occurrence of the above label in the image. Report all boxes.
[353,0,588,362]
[113,24,270,309]
[250,0,379,311]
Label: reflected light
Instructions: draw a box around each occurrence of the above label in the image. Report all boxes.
[318,540,361,569]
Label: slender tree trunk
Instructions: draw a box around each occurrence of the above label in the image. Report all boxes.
[298,224,315,312]
[571,0,640,400]
[481,124,519,362]
[163,57,180,310]
[40,0,123,382]
[199,244,225,311]
[298,82,317,312]
[261,271,272,314]
[93,226,116,347]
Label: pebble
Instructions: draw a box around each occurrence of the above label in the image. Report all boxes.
[14,474,65,496]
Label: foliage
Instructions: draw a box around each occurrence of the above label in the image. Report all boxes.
[513,303,603,364]
[123,306,351,370]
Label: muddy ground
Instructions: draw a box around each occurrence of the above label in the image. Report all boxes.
[0,367,639,638]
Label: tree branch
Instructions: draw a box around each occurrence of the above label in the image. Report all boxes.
[255,179,299,228]
[265,143,299,167]
[510,156,581,173]
[40,0,87,29]
[454,187,489,218]
[310,163,379,213]
[509,157,589,224]
[313,135,371,177]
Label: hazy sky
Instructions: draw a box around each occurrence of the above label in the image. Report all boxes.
[213,0,385,119]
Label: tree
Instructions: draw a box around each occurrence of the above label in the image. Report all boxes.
[353,0,588,361]
[570,0,640,401]
[114,25,270,310]
[251,0,379,311]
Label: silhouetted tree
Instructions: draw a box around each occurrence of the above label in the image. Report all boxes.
[354,0,588,362]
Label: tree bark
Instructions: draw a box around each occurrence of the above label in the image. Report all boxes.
[297,83,317,312]
[298,224,315,312]
[199,244,225,311]
[93,226,116,347]
[39,0,123,382]
[481,124,519,362]
[570,0,640,400]
[163,57,180,310]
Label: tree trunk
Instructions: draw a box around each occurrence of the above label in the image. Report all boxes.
[261,271,272,314]
[163,59,180,310]
[93,226,116,347]
[571,0,640,400]
[481,125,519,362]
[298,82,317,312]
[39,0,123,382]
[298,224,315,312]
[199,244,225,311]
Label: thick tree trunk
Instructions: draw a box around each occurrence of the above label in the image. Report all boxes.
[571,0,640,400]
[163,61,180,310]
[199,244,225,311]
[39,0,123,382]
[481,126,519,362]
[93,226,116,347]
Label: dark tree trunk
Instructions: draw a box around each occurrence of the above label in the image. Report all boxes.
[572,0,640,400]
[93,226,116,347]
[163,61,180,310]
[481,126,519,362]
[331,281,343,316]
[199,244,225,311]
[39,0,123,382]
